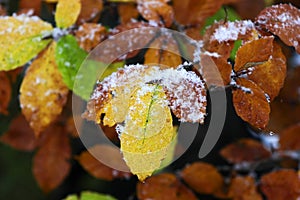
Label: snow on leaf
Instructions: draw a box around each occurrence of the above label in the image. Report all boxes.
[0,72,11,115]
[255,4,300,54]
[0,14,53,71]
[76,0,103,25]
[55,0,81,28]
[137,0,174,27]
[119,85,176,181]
[232,78,270,130]
[20,42,69,136]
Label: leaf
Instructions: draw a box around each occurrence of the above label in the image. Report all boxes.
[0,5,6,16]
[118,3,139,24]
[0,15,53,71]
[260,169,300,200]
[144,34,182,68]
[77,0,103,24]
[255,4,300,53]
[181,162,224,195]
[228,176,262,200]
[279,67,300,103]
[33,124,71,193]
[230,0,265,20]
[20,42,69,135]
[119,85,176,181]
[234,36,274,72]
[232,78,270,130]
[0,71,11,115]
[64,191,117,200]
[75,23,107,52]
[55,34,88,90]
[19,0,42,15]
[137,173,197,200]
[279,124,300,151]
[55,0,81,28]
[76,145,131,181]
[220,138,271,164]
[137,0,174,27]
[0,114,37,151]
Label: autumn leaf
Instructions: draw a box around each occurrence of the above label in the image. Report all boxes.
[255,4,300,53]
[181,162,224,195]
[76,145,131,181]
[228,176,262,200]
[55,0,81,28]
[77,0,103,24]
[137,173,197,200]
[19,0,42,15]
[260,169,300,200]
[232,78,270,130]
[20,42,69,135]
[220,138,271,164]
[0,14,53,71]
[0,71,11,115]
[0,114,37,151]
[279,67,300,103]
[118,3,139,24]
[33,124,71,193]
[279,124,300,151]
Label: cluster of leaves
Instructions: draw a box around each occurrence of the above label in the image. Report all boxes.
[0,0,300,199]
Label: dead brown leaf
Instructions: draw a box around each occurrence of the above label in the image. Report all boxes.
[77,0,103,24]
[228,176,262,200]
[0,71,11,115]
[279,123,300,151]
[118,3,139,24]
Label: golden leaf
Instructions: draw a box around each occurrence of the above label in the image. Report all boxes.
[55,0,81,28]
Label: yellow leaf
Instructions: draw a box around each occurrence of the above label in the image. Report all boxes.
[55,0,81,28]
[119,85,176,181]
[20,42,69,136]
[0,15,53,71]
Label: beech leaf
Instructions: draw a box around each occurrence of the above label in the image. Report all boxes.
[55,0,81,28]
[0,72,11,115]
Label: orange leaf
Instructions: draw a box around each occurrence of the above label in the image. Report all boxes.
[181,162,224,195]
[228,176,262,200]
[232,78,270,130]
[256,4,300,53]
[118,3,139,24]
[77,0,103,24]
[0,71,11,115]
[137,0,174,27]
[144,34,182,69]
[137,173,197,200]
[260,169,300,200]
[0,114,37,151]
[0,5,6,16]
[33,124,71,193]
[279,124,300,151]
[220,138,270,164]
[76,145,131,181]
[19,0,41,15]
[75,23,107,52]
[234,36,274,72]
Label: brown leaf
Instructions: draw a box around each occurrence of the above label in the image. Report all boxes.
[246,41,286,101]
[76,145,131,181]
[279,124,300,151]
[19,0,41,15]
[0,5,6,16]
[260,169,300,200]
[0,114,37,151]
[0,71,11,115]
[220,138,270,164]
[228,176,262,200]
[232,78,270,130]
[279,67,300,103]
[137,0,174,27]
[118,3,139,24]
[144,34,182,68]
[77,0,103,24]
[234,36,274,72]
[75,23,107,52]
[33,124,71,193]
[256,4,300,53]
[137,173,197,200]
[185,27,203,40]
[19,43,69,136]
[230,0,265,20]
[181,162,224,195]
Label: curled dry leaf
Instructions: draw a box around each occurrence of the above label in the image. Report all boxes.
[279,123,300,151]
[255,4,300,53]
[118,3,139,24]
[181,162,224,195]
[260,169,300,200]
[77,0,103,24]
[137,0,174,27]
[137,173,197,200]
[233,78,270,130]
[0,71,11,115]
[33,124,71,193]
[55,0,81,28]
[75,23,107,52]
[220,138,270,164]
[76,145,131,181]
[228,176,262,200]
[0,114,37,151]
[20,42,69,136]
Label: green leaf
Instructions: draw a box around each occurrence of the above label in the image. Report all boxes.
[230,40,242,61]
[55,34,88,90]
[63,192,116,200]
